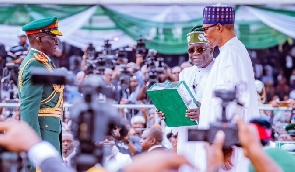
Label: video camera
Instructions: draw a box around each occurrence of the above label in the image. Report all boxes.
[118,65,131,91]
[135,36,147,57]
[145,49,165,87]
[83,41,117,75]
[86,43,96,60]
[187,88,241,148]
[30,68,129,171]
[0,146,28,172]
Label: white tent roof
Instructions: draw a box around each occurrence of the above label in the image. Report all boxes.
[0,0,294,5]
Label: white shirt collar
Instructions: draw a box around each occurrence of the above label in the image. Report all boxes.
[148,145,163,152]
[31,48,51,61]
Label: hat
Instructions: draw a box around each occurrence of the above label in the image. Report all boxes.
[187,25,207,45]
[203,4,235,24]
[250,117,271,146]
[285,123,295,136]
[22,16,62,36]
[17,30,27,37]
[131,115,145,125]
[249,148,295,172]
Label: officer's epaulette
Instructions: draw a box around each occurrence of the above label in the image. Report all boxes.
[33,53,52,71]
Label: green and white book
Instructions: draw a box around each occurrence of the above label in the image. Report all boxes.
[147,81,199,127]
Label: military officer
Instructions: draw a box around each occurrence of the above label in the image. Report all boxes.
[18,16,64,157]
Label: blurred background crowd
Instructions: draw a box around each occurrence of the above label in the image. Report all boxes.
[0,3,295,171]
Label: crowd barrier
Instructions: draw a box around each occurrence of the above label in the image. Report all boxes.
[0,103,293,111]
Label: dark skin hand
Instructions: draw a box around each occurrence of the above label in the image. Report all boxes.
[156,107,200,122]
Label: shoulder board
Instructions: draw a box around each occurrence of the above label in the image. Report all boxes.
[34,53,49,63]
[33,53,53,71]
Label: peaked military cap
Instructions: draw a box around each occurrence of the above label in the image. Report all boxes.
[22,16,62,36]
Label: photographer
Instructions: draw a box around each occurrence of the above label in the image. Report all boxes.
[0,119,284,172]
[0,120,73,172]
[80,43,96,71]
[119,75,141,118]
[203,119,283,172]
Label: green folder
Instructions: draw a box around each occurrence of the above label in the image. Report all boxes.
[147,81,199,127]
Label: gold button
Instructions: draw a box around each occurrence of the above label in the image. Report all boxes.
[45,125,48,128]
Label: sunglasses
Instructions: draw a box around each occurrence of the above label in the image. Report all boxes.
[188,47,207,54]
[202,24,218,33]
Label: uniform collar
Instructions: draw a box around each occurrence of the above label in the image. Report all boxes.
[30,48,51,61]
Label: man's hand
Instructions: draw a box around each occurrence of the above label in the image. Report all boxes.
[124,150,192,172]
[221,148,234,170]
[156,110,165,120]
[204,130,225,172]
[120,98,128,104]
[236,119,262,158]
[0,120,41,152]
[185,108,200,121]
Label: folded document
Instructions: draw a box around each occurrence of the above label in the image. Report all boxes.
[147,81,199,127]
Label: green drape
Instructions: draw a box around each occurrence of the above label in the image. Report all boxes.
[102,5,290,54]
[0,4,91,26]
[0,4,292,54]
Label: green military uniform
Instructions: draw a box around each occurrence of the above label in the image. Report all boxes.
[18,17,64,155]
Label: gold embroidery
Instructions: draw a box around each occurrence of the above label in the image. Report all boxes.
[39,107,62,114]
[33,53,52,71]
[18,58,36,93]
[33,52,64,105]
[38,108,62,119]
[41,91,57,104]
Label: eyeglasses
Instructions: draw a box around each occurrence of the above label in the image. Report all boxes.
[188,47,206,54]
[202,24,218,33]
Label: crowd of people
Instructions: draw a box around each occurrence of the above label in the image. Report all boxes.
[0,3,295,172]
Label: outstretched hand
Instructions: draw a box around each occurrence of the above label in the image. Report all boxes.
[0,120,41,152]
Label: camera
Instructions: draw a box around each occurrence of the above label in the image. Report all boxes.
[30,69,129,171]
[144,49,165,86]
[136,36,147,57]
[0,147,28,172]
[102,40,112,55]
[187,89,240,148]
[86,43,96,60]
[118,65,131,91]
[84,41,118,75]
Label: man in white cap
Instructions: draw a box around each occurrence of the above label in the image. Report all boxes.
[200,4,259,172]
